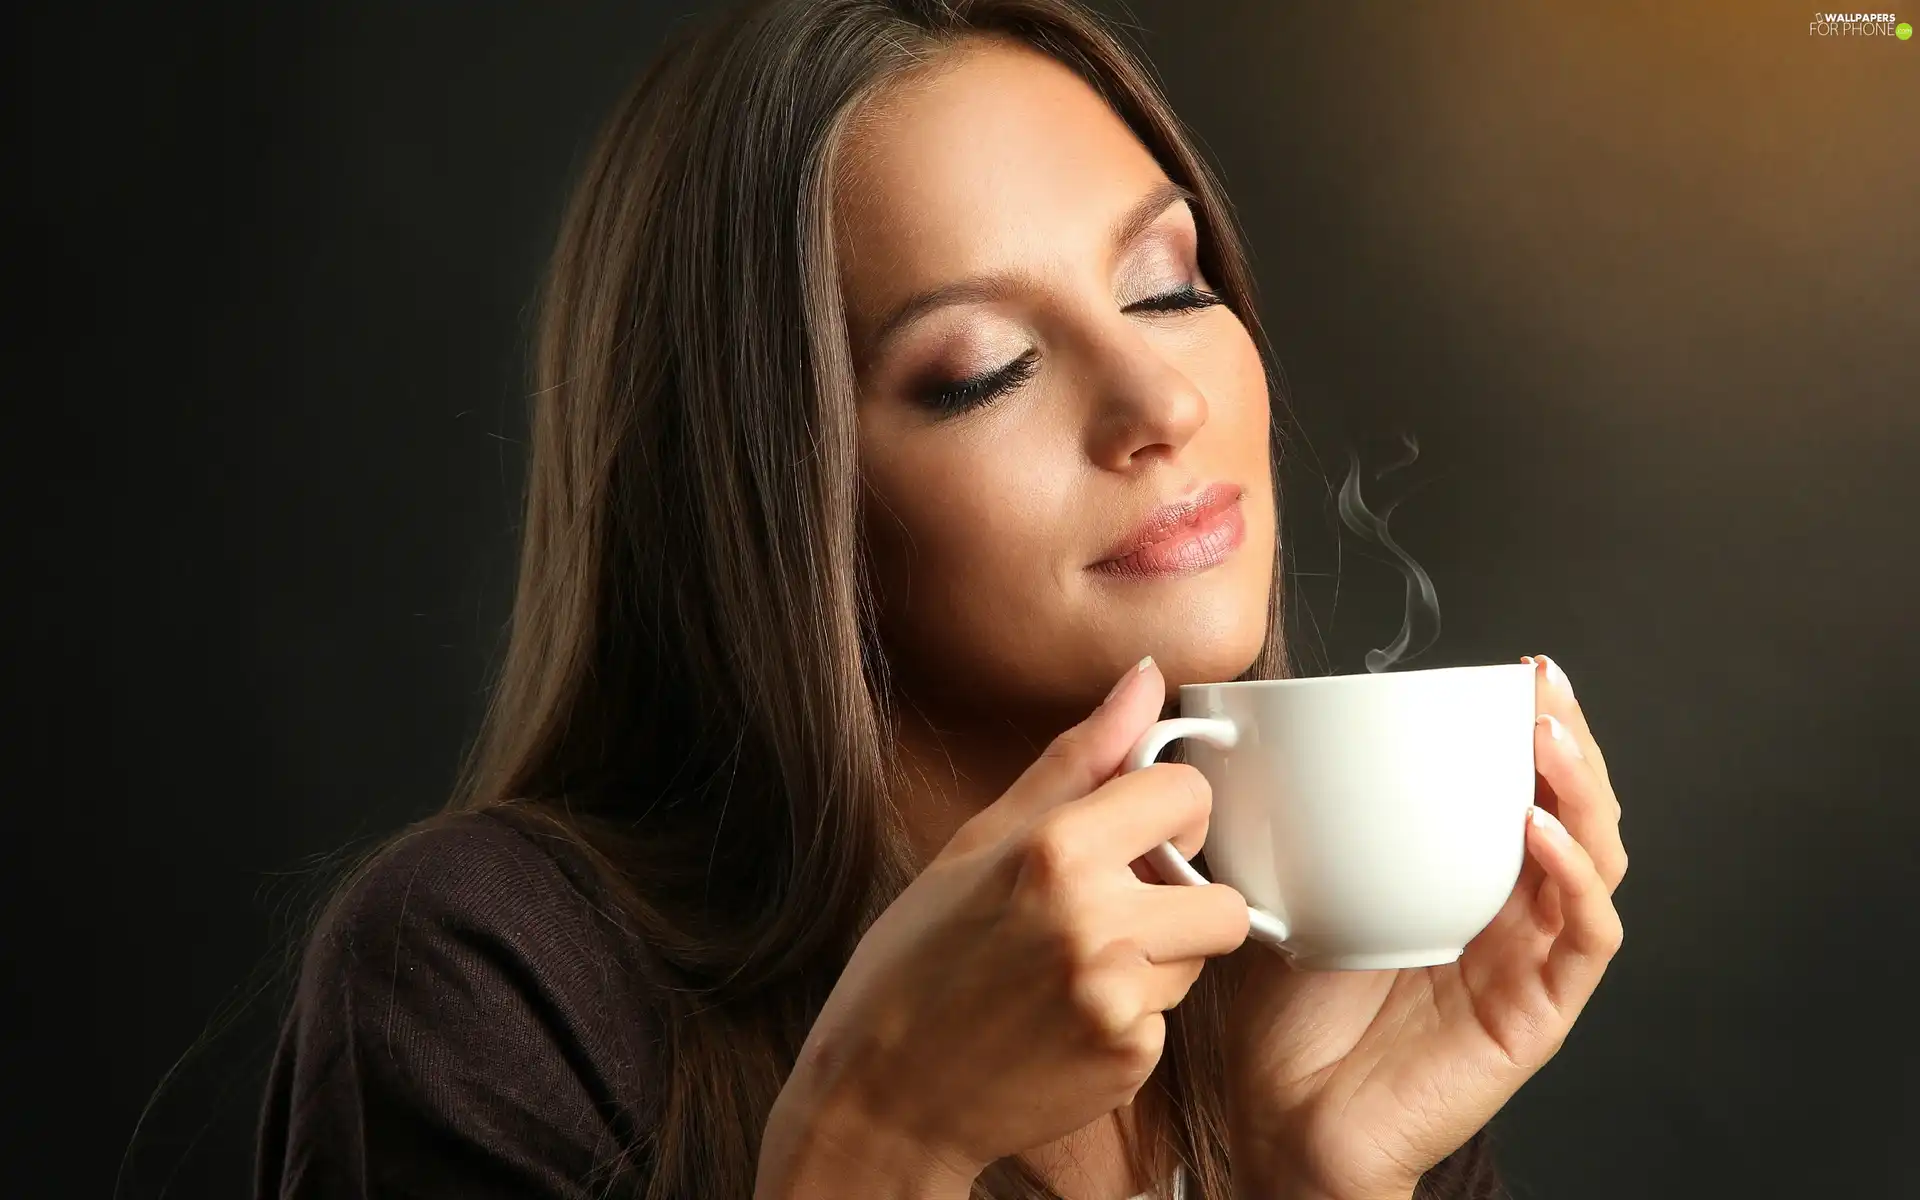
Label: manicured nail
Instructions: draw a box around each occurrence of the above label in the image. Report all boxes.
[1530,804,1572,846]
[1538,712,1585,759]
[1104,655,1154,703]
[1540,654,1573,696]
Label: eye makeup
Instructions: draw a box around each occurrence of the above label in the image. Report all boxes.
[916,281,1223,416]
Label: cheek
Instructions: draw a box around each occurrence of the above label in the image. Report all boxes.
[1184,321,1274,544]
[1180,318,1271,453]
[860,422,1082,699]
[1162,321,1278,667]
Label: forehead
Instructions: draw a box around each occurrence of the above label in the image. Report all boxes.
[832,39,1169,310]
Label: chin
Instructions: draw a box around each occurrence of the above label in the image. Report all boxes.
[1139,597,1269,690]
[1129,557,1272,688]
[1157,639,1264,691]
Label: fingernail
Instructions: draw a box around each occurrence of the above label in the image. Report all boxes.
[1540,654,1573,696]
[1530,804,1572,846]
[1104,655,1154,704]
[1538,713,1585,759]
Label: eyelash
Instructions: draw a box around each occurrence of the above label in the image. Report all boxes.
[924,284,1224,414]
[1126,282,1224,316]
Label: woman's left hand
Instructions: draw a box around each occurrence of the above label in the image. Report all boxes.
[1221,654,1628,1200]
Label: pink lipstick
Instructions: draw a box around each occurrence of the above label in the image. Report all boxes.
[1090,482,1247,580]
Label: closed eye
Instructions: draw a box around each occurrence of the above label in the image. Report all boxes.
[923,349,1040,416]
[918,284,1223,417]
[1123,283,1224,315]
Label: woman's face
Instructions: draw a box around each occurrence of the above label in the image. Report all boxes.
[836,38,1275,724]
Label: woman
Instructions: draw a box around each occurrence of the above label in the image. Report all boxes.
[255,1,1628,1197]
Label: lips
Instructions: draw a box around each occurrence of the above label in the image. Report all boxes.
[1091,482,1247,579]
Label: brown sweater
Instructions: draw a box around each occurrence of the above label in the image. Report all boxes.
[255,810,1503,1200]
[255,810,666,1199]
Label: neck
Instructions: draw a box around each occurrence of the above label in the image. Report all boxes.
[886,680,1179,864]
[887,689,1070,865]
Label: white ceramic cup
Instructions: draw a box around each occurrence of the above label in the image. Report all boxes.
[1123,662,1537,970]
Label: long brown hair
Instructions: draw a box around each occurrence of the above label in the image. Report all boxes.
[429,1,1497,1196]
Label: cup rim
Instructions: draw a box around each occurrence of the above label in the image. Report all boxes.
[1178,661,1533,692]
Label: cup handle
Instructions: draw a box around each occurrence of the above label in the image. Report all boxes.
[1124,717,1292,949]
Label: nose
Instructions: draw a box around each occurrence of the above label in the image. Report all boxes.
[1080,324,1211,471]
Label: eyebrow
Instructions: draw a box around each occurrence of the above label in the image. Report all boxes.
[861,178,1199,359]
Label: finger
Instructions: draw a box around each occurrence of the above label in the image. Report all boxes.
[972,656,1168,844]
[1524,654,1610,791]
[1084,947,1209,1018]
[1127,845,1216,883]
[1526,806,1625,1013]
[1462,841,1559,997]
[1534,711,1628,894]
[1121,877,1252,962]
[1075,944,1205,1029]
[1137,957,1209,1015]
[1045,760,1213,866]
[1475,829,1555,948]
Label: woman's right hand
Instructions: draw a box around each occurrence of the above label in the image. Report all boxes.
[757,656,1252,1197]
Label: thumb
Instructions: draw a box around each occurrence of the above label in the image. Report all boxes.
[995,654,1168,823]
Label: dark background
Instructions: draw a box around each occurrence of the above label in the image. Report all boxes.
[12,1,1917,1196]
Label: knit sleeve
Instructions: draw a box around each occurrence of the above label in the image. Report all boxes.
[254,810,663,1200]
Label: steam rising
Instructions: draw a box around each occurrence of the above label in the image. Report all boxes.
[1338,432,1442,672]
